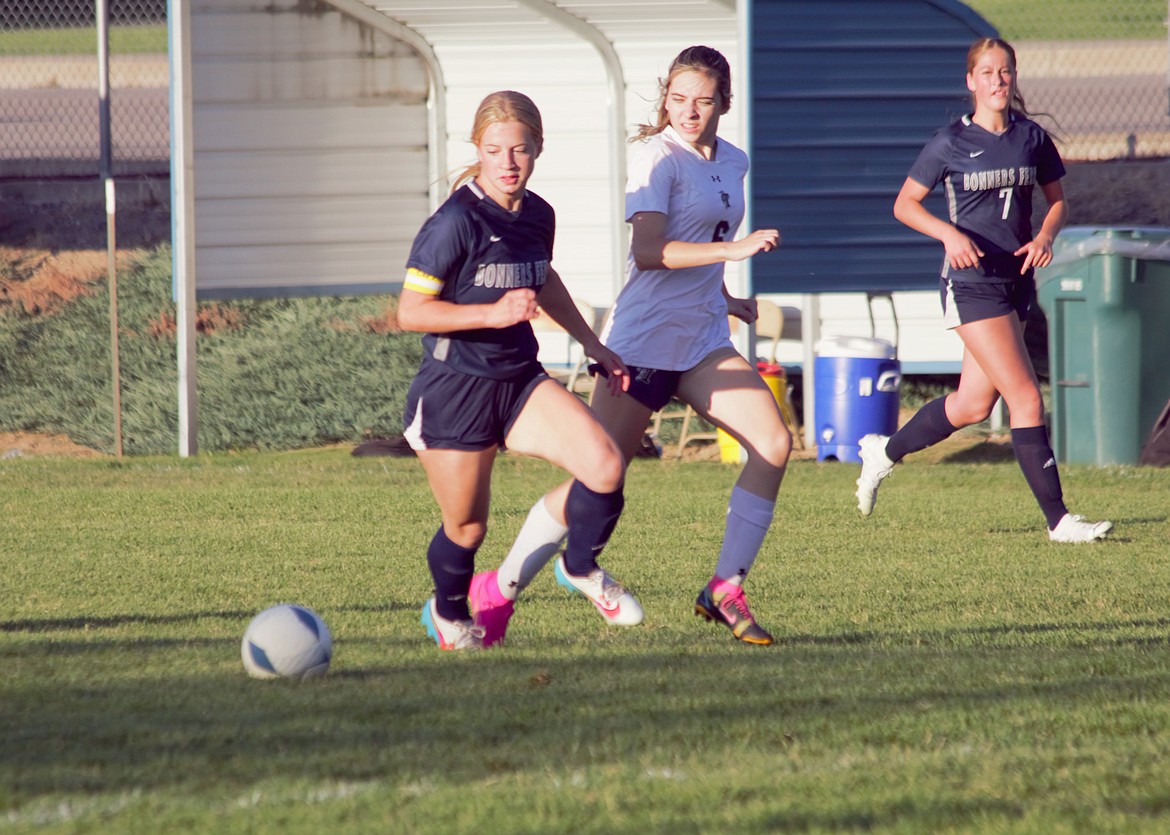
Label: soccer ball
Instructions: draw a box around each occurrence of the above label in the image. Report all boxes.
[241,604,332,680]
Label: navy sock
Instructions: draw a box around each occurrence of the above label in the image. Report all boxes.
[1012,425,1067,529]
[562,480,624,577]
[426,526,477,622]
[885,396,957,462]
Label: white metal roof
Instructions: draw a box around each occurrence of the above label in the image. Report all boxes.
[323,0,741,296]
[356,0,735,46]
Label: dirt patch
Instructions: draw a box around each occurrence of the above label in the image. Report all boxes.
[0,432,107,459]
[0,247,113,315]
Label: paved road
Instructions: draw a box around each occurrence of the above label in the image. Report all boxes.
[1,51,1166,166]
[1029,74,1170,158]
[0,87,170,167]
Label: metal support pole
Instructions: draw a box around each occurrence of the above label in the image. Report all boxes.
[97,0,123,458]
[802,294,820,450]
[170,0,199,457]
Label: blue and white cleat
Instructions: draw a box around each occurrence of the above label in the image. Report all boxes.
[554,556,644,626]
[420,597,485,650]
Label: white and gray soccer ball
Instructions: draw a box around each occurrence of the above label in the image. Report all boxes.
[241,604,332,680]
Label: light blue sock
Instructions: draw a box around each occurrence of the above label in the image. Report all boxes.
[713,485,775,585]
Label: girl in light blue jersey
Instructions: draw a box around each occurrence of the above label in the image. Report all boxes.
[470,47,790,647]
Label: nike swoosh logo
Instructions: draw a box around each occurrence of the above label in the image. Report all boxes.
[489,235,502,242]
[969,150,985,158]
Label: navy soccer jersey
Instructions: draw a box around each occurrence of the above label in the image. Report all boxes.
[907,113,1065,283]
[404,182,554,380]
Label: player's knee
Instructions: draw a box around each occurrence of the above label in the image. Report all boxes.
[745,429,791,470]
[951,404,992,427]
[446,522,487,550]
[949,396,997,427]
[1005,387,1045,425]
[591,448,626,493]
[577,438,625,493]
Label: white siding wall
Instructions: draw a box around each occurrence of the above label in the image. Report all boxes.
[433,37,743,372]
[191,0,429,297]
[435,43,615,310]
[432,37,743,310]
[187,1,960,370]
[760,291,965,373]
[430,37,960,373]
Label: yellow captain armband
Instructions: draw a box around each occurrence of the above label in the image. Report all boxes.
[404,267,443,296]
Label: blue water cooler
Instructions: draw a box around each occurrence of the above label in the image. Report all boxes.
[814,336,900,463]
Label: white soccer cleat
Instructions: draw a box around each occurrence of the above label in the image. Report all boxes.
[420,597,485,650]
[1048,513,1113,543]
[554,556,644,626]
[855,433,895,516]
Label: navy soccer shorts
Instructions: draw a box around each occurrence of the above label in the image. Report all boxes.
[403,356,550,451]
[941,277,1035,329]
[587,347,737,412]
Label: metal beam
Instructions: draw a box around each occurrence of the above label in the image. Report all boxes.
[323,0,447,211]
[515,0,628,300]
[168,0,198,457]
[735,0,753,359]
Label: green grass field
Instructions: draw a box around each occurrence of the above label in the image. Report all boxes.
[3,438,1168,833]
[964,0,1169,40]
[0,0,1166,57]
[0,26,167,57]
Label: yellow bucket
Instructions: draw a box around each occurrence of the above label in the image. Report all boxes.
[758,363,786,403]
[716,363,788,464]
[717,428,745,463]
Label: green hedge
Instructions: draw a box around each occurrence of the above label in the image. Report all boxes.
[0,246,423,455]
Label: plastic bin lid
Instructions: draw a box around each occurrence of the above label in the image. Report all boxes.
[1047,226,1170,268]
[814,335,896,359]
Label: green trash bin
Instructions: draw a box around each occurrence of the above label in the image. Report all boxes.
[1036,226,1170,465]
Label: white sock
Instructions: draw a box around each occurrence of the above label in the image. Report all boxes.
[713,485,775,585]
[495,496,568,601]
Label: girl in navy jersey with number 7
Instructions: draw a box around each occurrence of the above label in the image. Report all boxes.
[855,37,1111,543]
[397,91,640,650]
[468,46,790,647]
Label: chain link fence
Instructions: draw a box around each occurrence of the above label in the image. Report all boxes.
[0,1,1166,177]
[969,0,1170,160]
[0,0,168,178]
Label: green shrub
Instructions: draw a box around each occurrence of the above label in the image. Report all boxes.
[0,246,422,454]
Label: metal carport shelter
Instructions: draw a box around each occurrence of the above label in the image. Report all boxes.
[169,0,740,456]
[168,0,991,457]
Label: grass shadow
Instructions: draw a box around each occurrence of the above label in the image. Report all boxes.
[939,439,1017,464]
